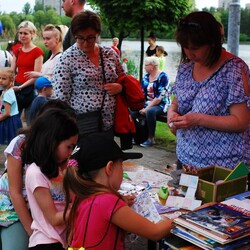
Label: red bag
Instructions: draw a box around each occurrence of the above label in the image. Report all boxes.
[117,75,145,111]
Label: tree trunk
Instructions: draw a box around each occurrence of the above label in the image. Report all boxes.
[140,26,144,82]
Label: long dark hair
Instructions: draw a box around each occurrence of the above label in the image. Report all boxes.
[176,11,222,67]
[63,165,122,245]
[21,108,78,178]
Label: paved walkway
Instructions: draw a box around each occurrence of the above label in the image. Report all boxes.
[1,139,177,173]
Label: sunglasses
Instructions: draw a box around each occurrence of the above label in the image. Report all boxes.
[178,19,202,31]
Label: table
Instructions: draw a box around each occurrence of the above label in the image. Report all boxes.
[122,162,185,250]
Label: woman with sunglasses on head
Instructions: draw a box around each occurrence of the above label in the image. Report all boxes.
[25,24,63,80]
[168,11,250,170]
[52,10,125,139]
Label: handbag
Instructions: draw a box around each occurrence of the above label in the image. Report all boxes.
[133,114,148,145]
[14,82,35,109]
[76,47,107,136]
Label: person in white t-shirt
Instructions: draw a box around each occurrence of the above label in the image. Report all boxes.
[0,49,13,94]
[24,24,63,80]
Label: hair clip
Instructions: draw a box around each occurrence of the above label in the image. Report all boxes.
[71,145,80,155]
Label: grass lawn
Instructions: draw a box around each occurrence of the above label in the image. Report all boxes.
[155,122,176,152]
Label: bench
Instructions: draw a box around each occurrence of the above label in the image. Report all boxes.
[157,114,167,123]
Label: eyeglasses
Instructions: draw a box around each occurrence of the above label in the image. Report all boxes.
[178,19,202,31]
[74,35,96,43]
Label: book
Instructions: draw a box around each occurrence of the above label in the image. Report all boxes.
[214,235,250,250]
[174,216,250,245]
[225,191,250,202]
[222,198,250,216]
[224,162,249,181]
[163,234,200,250]
[131,190,162,223]
[153,201,179,214]
[171,226,216,249]
[179,203,250,239]
[171,225,250,250]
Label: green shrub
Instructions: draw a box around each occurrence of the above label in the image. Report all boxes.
[155,122,176,152]
[35,41,49,62]
[127,59,139,78]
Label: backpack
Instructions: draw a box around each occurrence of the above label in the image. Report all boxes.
[4,51,10,67]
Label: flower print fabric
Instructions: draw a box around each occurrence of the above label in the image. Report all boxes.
[172,57,250,169]
[0,135,26,227]
[52,45,125,131]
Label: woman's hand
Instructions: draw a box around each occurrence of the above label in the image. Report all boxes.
[139,108,147,115]
[12,86,20,92]
[104,83,122,95]
[24,71,42,79]
[170,113,200,129]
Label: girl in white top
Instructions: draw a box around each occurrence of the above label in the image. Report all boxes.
[25,24,63,80]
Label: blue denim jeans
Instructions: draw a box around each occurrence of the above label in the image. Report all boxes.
[145,105,164,138]
[130,106,164,138]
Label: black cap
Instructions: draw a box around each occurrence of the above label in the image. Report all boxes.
[70,134,143,173]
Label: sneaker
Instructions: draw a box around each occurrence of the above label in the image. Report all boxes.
[140,139,154,147]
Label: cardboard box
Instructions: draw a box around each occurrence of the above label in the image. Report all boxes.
[194,166,247,203]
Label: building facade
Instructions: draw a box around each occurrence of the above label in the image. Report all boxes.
[36,0,63,15]
[218,0,230,9]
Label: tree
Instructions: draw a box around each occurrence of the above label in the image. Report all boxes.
[0,15,16,37]
[34,2,45,12]
[34,9,61,28]
[240,8,250,41]
[22,2,32,15]
[88,0,191,80]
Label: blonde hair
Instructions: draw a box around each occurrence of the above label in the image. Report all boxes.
[0,67,15,82]
[113,37,119,42]
[18,21,37,40]
[144,56,159,67]
[43,24,63,43]
[18,20,37,33]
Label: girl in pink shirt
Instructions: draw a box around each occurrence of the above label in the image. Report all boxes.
[64,134,173,250]
[22,108,78,250]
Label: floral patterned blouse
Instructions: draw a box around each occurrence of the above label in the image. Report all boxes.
[172,57,250,169]
[0,135,26,226]
[52,45,125,131]
[141,71,170,112]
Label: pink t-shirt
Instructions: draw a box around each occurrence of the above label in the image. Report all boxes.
[25,163,66,248]
[71,193,126,250]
